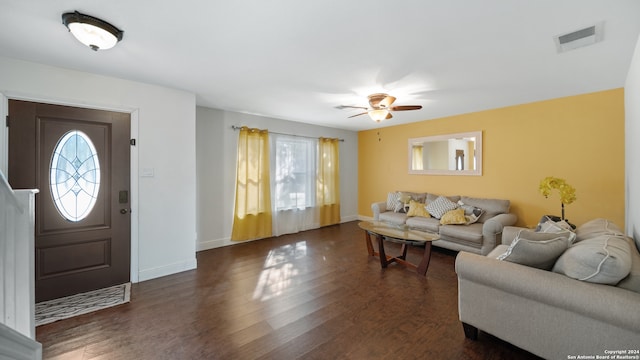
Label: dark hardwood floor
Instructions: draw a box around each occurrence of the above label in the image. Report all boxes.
[37,221,541,360]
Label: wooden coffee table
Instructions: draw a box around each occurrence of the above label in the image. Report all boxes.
[359,221,440,276]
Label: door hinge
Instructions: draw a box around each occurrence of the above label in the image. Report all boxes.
[130,139,136,146]
[5,115,9,128]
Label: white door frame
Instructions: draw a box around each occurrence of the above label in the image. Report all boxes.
[0,92,140,283]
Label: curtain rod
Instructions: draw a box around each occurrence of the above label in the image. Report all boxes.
[231,125,344,142]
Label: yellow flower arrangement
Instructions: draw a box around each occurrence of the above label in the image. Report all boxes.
[539,176,576,220]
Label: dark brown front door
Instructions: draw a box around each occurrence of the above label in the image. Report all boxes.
[8,100,131,302]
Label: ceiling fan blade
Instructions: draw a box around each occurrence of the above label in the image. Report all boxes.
[336,105,368,110]
[342,94,420,119]
[379,95,396,108]
[390,105,422,111]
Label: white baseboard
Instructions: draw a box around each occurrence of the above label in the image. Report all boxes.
[340,214,359,222]
[137,258,197,282]
[197,237,233,251]
[356,214,373,221]
[197,214,363,252]
[0,323,42,360]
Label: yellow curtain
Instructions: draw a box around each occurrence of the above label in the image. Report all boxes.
[317,137,340,226]
[231,127,272,241]
[412,145,424,170]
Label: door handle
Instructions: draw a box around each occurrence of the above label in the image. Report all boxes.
[120,208,130,214]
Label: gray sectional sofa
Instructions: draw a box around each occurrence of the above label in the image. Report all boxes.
[456,218,640,359]
[371,192,517,255]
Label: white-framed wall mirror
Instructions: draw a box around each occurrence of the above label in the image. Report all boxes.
[408,131,482,176]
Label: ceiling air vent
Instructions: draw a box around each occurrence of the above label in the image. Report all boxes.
[554,22,604,53]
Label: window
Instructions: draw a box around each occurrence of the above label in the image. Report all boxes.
[50,130,100,222]
[272,135,316,211]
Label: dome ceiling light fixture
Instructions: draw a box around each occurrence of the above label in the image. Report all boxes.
[62,11,124,51]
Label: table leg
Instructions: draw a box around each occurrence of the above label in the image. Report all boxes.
[399,244,408,260]
[364,231,374,256]
[376,234,388,268]
[416,242,433,276]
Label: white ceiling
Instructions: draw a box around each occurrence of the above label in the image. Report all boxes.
[1,1,639,131]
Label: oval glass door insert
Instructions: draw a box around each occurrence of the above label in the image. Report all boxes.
[50,130,101,222]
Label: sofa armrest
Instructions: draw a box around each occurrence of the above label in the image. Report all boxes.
[371,201,387,220]
[481,213,517,251]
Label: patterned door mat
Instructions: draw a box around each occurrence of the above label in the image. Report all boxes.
[35,283,131,326]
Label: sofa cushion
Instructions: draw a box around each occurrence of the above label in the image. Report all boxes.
[378,211,407,225]
[617,237,640,293]
[426,196,458,219]
[460,196,510,223]
[406,200,430,218]
[405,216,440,233]
[440,208,466,225]
[497,229,571,270]
[575,218,624,242]
[553,235,632,285]
[439,223,484,245]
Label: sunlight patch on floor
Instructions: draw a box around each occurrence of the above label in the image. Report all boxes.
[253,241,307,301]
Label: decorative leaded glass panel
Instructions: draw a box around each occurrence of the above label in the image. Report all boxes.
[50,130,101,222]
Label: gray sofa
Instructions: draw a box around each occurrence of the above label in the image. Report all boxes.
[372,193,517,255]
[456,218,640,359]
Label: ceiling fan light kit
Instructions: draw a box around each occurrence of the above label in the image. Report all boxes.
[62,11,124,51]
[368,109,390,122]
[340,93,422,122]
[378,95,396,108]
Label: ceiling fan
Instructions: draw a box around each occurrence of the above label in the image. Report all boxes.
[337,93,422,122]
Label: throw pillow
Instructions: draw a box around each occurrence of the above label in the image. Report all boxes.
[425,196,458,219]
[536,216,577,244]
[536,215,574,233]
[427,193,460,204]
[552,235,632,285]
[497,229,571,270]
[440,208,466,225]
[386,192,400,211]
[393,193,413,213]
[459,196,509,223]
[401,192,427,204]
[575,218,624,243]
[457,200,484,225]
[398,193,412,203]
[617,236,640,294]
[406,200,430,218]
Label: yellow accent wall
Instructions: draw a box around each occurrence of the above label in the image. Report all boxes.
[358,89,625,229]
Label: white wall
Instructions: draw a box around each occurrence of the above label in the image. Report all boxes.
[625,35,640,250]
[0,56,197,283]
[196,107,359,250]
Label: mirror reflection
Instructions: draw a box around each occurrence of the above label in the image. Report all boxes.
[408,131,482,175]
